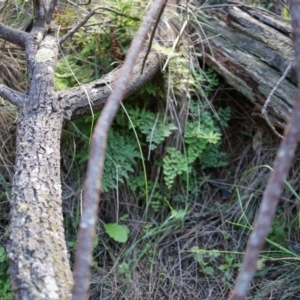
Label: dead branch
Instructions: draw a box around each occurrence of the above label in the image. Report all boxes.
[0,23,29,47]
[0,85,25,107]
[59,49,161,119]
[33,0,48,27]
[46,0,58,25]
[59,5,140,44]
[71,1,167,299]
[230,1,300,299]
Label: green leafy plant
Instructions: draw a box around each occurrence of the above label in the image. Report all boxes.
[102,130,140,192]
[190,247,241,285]
[0,247,11,300]
[116,106,177,150]
[163,147,189,189]
[163,102,231,189]
[75,122,140,192]
[54,0,143,92]
[105,223,130,243]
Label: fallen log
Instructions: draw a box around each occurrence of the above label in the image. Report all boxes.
[194,0,294,129]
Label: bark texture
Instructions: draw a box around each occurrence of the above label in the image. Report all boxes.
[59,50,161,120]
[195,1,295,129]
[9,110,72,299]
[4,32,162,299]
[7,35,73,299]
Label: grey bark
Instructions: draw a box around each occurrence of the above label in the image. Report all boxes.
[194,1,295,129]
[3,0,294,298]
[2,27,161,300]
[7,35,73,299]
[59,50,161,120]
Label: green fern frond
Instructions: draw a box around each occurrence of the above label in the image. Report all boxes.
[102,130,140,192]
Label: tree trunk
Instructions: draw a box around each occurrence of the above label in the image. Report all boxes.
[3,27,162,299]
[196,1,295,129]
[7,35,73,299]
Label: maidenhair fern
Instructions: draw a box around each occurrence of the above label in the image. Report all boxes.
[163,101,231,189]
[74,120,139,192]
[163,147,189,190]
[116,106,177,150]
[214,107,231,128]
[102,130,140,192]
[200,142,228,169]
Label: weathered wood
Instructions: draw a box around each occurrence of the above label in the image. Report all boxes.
[7,35,73,299]
[195,1,295,129]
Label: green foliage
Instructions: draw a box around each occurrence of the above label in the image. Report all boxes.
[138,81,165,98]
[55,54,94,90]
[190,247,240,285]
[268,211,287,245]
[55,0,231,198]
[74,119,140,192]
[118,261,130,275]
[0,247,11,300]
[102,131,140,192]
[215,106,231,128]
[105,223,130,243]
[106,0,142,44]
[200,142,228,169]
[117,106,177,150]
[54,0,143,91]
[163,147,188,189]
[192,68,220,96]
[163,102,231,189]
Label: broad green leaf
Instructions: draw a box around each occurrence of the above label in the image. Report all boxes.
[105,223,130,243]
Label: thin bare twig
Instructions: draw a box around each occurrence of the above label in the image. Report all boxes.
[59,6,140,44]
[0,84,25,107]
[71,1,167,299]
[141,0,167,74]
[78,0,91,5]
[252,112,284,139]
[260,60,294,138]
[230,1,300,299]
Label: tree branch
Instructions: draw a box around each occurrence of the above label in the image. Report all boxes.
[230,1,300,299]
[71,1,167,299]
[59,6,140,44]
[46,0,58,24]
[141,0,166,73]
[0,23,29,47]
[0,84,25,107]
[32,0,47,27]
[58,49,161,119]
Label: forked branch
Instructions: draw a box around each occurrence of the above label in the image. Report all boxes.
[32,0,47,27]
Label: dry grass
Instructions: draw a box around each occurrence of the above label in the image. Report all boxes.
[0,1,300,299]
[59,89,300,300]
[1,56,300,300]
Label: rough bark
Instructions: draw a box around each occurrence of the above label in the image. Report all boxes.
[9,110,72,299]
[194,1,295,129]
[53,1,295,130]
[1,13,164,300]
[59,50,161,120]
[6,35,73,299]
